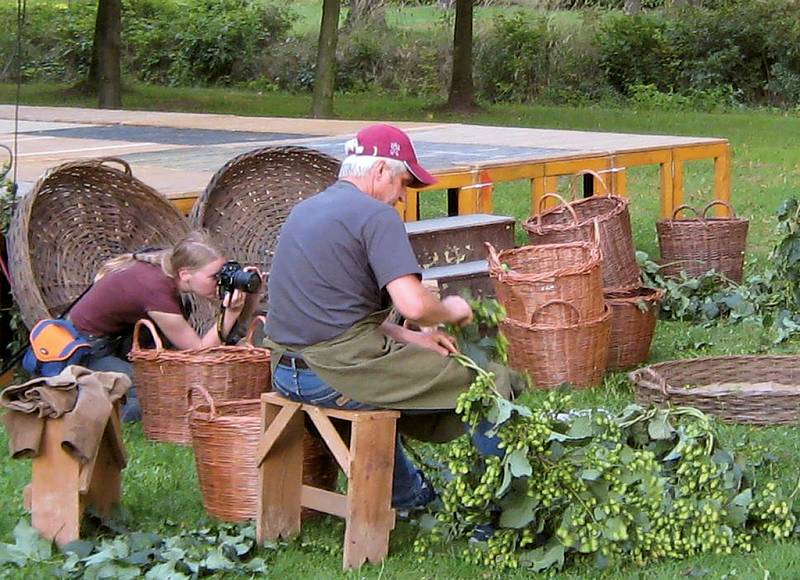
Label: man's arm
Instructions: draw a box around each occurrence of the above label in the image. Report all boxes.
[385,274,473,327]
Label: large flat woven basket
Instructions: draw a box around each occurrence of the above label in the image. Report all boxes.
[187,146,340,330]
[629,355,800,425]
[130,318,271,445]
[7,158,189,328]
[188,386,338,522]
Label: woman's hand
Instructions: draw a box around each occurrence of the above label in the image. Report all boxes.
[222,289,247,316]
[403,328,459,356]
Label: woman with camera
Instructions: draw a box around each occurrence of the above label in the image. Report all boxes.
[68,230,263,421]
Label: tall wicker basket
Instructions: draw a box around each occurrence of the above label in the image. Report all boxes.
[523,186,639,290]
[130,318,270,445]
[7,158,189,328]
[605,286,664,372]
[188,386,338,522]
[656,201,748,283]
[500,301,611,389]
[486,235,603,325]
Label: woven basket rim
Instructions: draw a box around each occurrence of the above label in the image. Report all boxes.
[487,241,602,283]
[604,286,665,303]
[130,345,271,362]
[522,195,630,234]
[630,355,800,398]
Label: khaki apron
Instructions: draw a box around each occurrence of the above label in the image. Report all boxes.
[266,310,512,442]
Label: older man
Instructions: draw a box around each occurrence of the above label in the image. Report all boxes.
[265,124,504,512]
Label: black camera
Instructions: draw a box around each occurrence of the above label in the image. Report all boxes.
[215,261,261,299]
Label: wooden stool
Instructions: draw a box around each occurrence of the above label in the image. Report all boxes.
[24,408,126,547]
[255,392,400,570]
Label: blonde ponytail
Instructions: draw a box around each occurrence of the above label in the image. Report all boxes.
[94,231,222,281]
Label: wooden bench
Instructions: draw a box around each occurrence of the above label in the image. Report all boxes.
[255,392,400,570]
[24,407,126,547]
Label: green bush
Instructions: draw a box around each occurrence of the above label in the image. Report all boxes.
[476,13,552,102]
[596,13,673,94]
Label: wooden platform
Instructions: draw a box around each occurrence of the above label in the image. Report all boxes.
[0,105,731,219]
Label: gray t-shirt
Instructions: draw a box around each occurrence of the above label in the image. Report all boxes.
[266,180,421,347]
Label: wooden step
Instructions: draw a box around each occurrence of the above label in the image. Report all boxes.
[405,214,514,269]
[421,260,492,299]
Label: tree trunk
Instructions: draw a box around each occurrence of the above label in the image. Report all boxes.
[344,0,386,29]
[624,0,641,14]
[93,0,122,109]
[446,0,475,110]
[311,0,340,119]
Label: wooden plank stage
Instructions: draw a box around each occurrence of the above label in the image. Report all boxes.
[0,105,731,219]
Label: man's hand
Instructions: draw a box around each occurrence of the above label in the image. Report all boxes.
[442,295,474,327]
[404,328,459,356]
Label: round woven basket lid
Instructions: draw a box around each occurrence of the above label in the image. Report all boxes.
[7,158,190,328]
[189,145,340,271]
[187,146,339,330]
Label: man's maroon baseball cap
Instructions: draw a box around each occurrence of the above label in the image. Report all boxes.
[344,124,437,188]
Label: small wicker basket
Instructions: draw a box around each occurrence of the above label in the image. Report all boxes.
[605,286,664,372]
[630,355,800,425]
[656,200,748,283]
[500,301,611,389]
[522,174,639,289]
[486,236,604,325]
[130,317,270,445]
[188,385,338,522]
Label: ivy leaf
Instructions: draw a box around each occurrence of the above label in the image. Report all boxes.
[567,416,593,439]
[499,493,539,528]
[203,547,236,572]
[144,561,188,580]
[0,543,27,567]
[63,539,95,559]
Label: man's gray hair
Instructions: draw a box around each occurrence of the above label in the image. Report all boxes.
[338,155,407,179]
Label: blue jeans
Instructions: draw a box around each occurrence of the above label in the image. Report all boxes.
[273,358,502,507]
[83,335,140,423]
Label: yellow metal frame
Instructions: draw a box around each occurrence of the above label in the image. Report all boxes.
[167,141,732,221]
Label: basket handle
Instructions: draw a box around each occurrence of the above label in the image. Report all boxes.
[671,205,700,220]
[485,242,502,270]
[187,384,217,420]
[131,318,163,353]
[95,157,132,176]
[536,193,578,226]
[244,315,267,346]
[701,200,736,218]
[630,366,669,396]
[569,170,610,199]
[530,300,582,325]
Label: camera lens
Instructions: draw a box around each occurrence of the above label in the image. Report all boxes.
[232,269,261,293]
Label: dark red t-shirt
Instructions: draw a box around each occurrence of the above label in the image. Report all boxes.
[70,261,182,337]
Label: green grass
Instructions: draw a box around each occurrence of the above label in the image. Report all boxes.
[285,0,582,36]
[3,82,800,577]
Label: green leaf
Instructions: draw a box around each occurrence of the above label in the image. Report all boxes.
[0,543,28,567]
[507,447,532,478]
[63,539,95,559]
[12,519,52,560]
[203,547,236,571]
[499,493,539,528]
[580,468,602,481]
[144,561,188,580]
[246,557,268,573]
[567,416,593,439]
[647,413,675,440]
[520,541,565,572]
[732,488,752,507]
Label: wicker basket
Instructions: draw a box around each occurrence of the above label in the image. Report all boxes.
[486,240,604,325]
[656,200,748,283]
[130,317,270,445]
[7,158,190,328]
[605,286,664,372]
[522,176,639,289]
[630,355,800,425]
[500,301,611,389]
[187,146,340,330]
[188,385,338,522]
